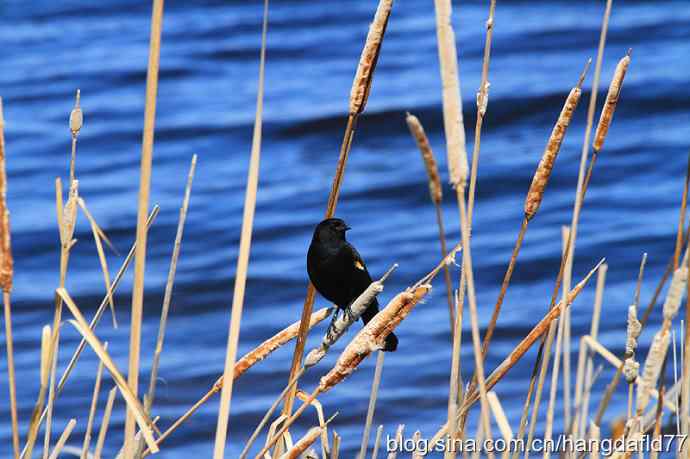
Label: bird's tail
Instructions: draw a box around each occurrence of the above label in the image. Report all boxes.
[360,298,398,352]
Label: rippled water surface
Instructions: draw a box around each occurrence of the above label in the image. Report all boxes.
[1,0,690,456]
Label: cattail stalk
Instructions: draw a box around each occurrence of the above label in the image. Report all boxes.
[94,387,118,459]
[284,0,393,427]
[48,419,77,459]
[22,325,52,459]
[674,152,690,271]
[144,155,197,417]
[358,351,385,459]
[433,0,468,189]
[371,425,384,459]
[68,90,82,184]
[81,343,107,459]
[446,290,464,459]
[387,425,404,459]
[124,0,164,455]
[405,113,454,333]
[0,97,19,459]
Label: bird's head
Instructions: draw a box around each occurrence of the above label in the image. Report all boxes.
[313,218,351,243]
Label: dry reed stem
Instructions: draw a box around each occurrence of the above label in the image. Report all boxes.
[94,387,118,459]
[306,264,396,367]
[81,342,107,459]
[574,263,607,438]
[387,425,404,459]
[487,391,512,459]
[56,205,159,395]
[405,112,454,334]
[212,0,267,455]
[358,351,385,459]
[433,0,468,189]
[78,197,117,327]
[22,325,52,459]
[56,288,159,453]
[285,0,393,423]
[467,0,496,225]
[589,422,600,459]
[593,51,632,152]
[349,0,392,115]
[0,98,18,458]
[371,425,383,459]
[279,427,323,459]
[673,152,690,270]
[151,308,330,457]
[144,154,197,416]
[295,390,332,459]
[331,431,341,459]
[124,0,164,454]
[424,259,603,451]
[446,290,463,459]
[48,419,76,459]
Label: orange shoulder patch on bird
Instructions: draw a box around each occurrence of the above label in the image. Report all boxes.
[354,260,365,270]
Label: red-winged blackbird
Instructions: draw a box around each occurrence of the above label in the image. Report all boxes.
[307,218,398,351]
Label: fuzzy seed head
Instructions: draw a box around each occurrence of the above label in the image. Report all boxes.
[636,329,670,412]
[524,87,581,219]
[406,113,443,204]
[593,55,630,152]
[0,98,12,292]
[625,304,642,356]
[662,267,687,322]
[349,0,392,115]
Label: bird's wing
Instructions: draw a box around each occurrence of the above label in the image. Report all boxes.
[346,242,373,283]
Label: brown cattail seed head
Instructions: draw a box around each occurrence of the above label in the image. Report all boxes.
[0,98,13,292]
[406,113,443,204]
[69,90,83,136]
[524,86,582,219]
[593,54,631,152]
[349,0,392,115]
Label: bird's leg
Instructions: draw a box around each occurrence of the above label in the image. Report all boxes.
[344,302,357,323]
[325,308,340,342]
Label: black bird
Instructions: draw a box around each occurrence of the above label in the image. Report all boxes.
[307,218,398,351]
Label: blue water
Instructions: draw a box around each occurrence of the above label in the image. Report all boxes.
[1,0,690,456]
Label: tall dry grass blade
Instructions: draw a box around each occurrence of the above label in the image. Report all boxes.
[673,152,690,270]
[22,325,52,459]
[284,0,393,425]
[487,391,513,459]
[405,112,454,332]
[48,419,76,459]
[94,387,117,459]
[56,288,159,453]
[387,425,404,459]
[358,351,385,459]
[81,343,107,459]
[124,0,165,455]
[145,154,197,414]
[446,289,463,459]
[213,3,267,453]
[371,425,383,459]
[330,431,341,459]
[295,391,333,459]
[56,205,159,395]
[685,245,690,448]
[433,0,468,189]
[78,197,117,327]
[0,96,19,459]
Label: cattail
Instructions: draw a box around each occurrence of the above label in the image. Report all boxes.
[305,265,396,368]
[318,285,430,393]
[69,90,83,137]
[524,84,583,219]
[62,179,79,246]
[636,330,670,412]
[593,52,631,152]
[278,426,322,459]
[625,304,642,356]
[434,0,468,189]
[0,98,12,292]
[662,267,687,322]
[349,0,393,115]
[406,113,442,205]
